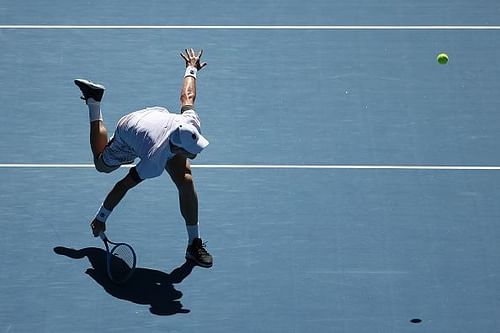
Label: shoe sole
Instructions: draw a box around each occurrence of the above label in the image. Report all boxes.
[74,79,106,91]
[74,79,105,102]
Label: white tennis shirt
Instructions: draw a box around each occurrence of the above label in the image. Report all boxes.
[114,106,202,179]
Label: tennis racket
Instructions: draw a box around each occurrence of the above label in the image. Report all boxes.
[99,231,137,284]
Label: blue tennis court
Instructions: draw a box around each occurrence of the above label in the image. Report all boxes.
[1,1,500,332]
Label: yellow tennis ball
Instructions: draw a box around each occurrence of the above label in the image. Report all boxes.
[437,53,449,64]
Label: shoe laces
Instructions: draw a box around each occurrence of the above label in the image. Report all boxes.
[194,241,209,255]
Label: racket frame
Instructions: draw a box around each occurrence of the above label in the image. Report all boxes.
[99,231,137,284]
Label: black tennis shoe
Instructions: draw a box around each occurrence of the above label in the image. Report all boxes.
[74,79,105,103]
[186,238,213,268]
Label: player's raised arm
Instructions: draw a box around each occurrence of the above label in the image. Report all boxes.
[180,48,207,110]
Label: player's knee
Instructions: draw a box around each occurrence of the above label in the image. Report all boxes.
[94,157,117,174]
[181,173,194,187]
[167,156,194,189]
[174,172,194,190]
[95,163,113,173]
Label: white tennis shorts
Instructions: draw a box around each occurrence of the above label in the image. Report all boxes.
[95,120,137,173]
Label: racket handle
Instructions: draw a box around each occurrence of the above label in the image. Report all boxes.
[99,231,107,241]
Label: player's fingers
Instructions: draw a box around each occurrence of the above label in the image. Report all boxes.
[180,53,188,62]
[199,62,208,69]
[198,49,204,58]
[91,222,99,237]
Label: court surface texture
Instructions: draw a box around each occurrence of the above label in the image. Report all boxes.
[1,1,500,332]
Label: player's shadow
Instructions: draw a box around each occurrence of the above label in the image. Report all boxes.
[53,246,195,315]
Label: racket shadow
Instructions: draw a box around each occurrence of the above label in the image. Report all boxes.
[54,246,195,315]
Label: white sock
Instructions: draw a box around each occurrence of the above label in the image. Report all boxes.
[186,223,200,245]
[87,98,103,122]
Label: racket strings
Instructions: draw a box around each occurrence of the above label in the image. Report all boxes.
[112,244,135,268]
[109,244,135,282]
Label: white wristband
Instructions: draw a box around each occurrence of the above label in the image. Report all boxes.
[184,66,197,79]
[95,204,112,223]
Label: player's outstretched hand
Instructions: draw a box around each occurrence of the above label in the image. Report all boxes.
[90,219,106,237]
[180,48,207,71]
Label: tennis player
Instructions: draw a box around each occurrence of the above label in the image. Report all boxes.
[74,48,212,268]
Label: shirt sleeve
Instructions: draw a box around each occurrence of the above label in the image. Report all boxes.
[181,109,201,130]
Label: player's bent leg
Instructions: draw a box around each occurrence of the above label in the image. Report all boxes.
[166,155,193,188]
[166,155,213,268]
[166,155,198,223]
[94,153,120,173]
[74,79,108,157]
[93,135,136,173]
[90,120,109,159]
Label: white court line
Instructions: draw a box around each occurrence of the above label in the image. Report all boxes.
[0,163,500,170]
[0,25,500,30]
